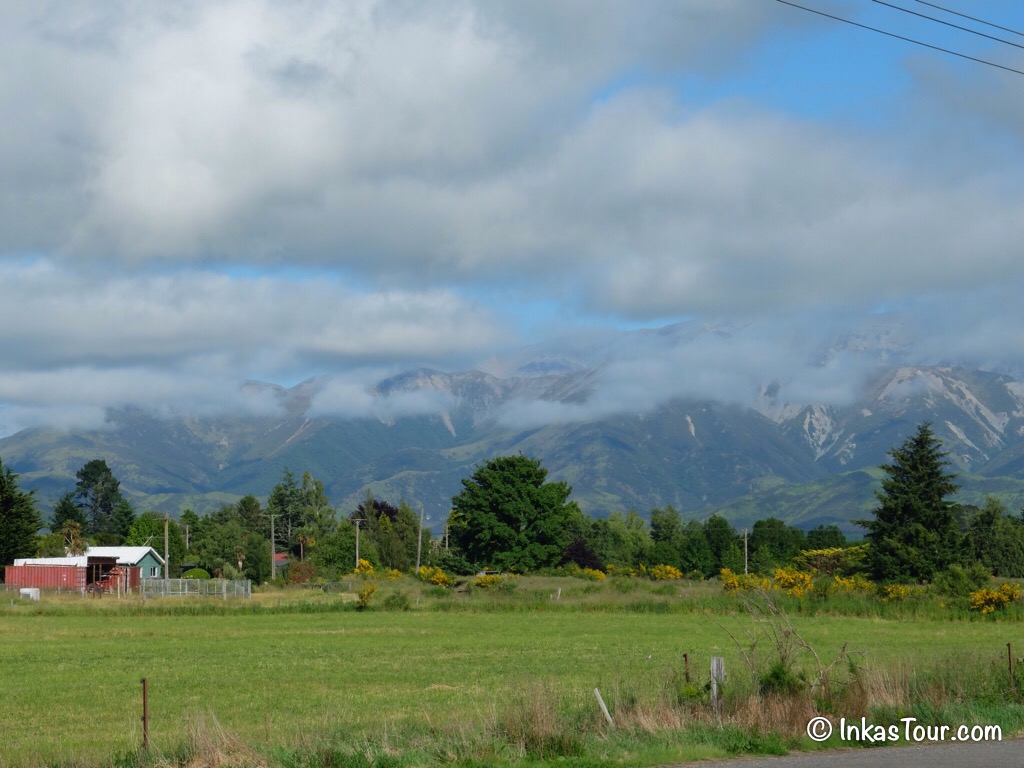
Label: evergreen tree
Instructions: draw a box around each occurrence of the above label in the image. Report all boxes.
[50,492,86,531]
[73,459,126,538]
[0,459,42,571]
[806,524,846,550]
[858,423,960,583]
[449,455,581,572]
[267,468,301,552]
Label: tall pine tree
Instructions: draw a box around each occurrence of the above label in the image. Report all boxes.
[0,459,42,571]
[859,423,960,583]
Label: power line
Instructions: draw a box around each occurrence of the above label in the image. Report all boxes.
[873,0,1024,52]
[775,0,1024,77]
[911,0,1024,39]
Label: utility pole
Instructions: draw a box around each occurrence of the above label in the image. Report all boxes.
[444,523,449,552]
[743,528,748,575]
[164,514,170,583]
[415,506,425,572]
[264,512,281,580]
[352,518,364,568]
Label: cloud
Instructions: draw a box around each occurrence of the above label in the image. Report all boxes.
[3,0,1024,438]
[0,260,506,371]
[492,316,885,428]
[309,374,458,422]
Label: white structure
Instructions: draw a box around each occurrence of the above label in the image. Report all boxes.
[15,547,165,577]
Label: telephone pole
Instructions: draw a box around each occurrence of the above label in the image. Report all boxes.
[415,506,425,572]
[352,518,364,568]
[264,512,281,580]
[743,528,748,575]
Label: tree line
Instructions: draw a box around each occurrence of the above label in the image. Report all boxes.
[3,422,1024,585]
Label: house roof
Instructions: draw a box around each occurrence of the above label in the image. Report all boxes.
[15,547,165,568]
[86,546,166,566]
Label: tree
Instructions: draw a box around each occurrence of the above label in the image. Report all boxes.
[749,517,805,571]
[584,511,649,568]
[449,455,582,572]
[678,520,715,576]
[50,492,86,531]
[0,459,42,571]
[858,423,960,583]
[703,515,740,571]
[649,505,683,568]
[806,524,846,550]
[189,505,271,583]
[73,459,127,540]
[125,512,186,576]
[964,497,1024,578]
[266,468,301,552]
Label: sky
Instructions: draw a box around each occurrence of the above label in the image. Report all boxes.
[3,0,1024,436]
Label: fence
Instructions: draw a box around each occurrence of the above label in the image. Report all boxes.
[139,578,251,599]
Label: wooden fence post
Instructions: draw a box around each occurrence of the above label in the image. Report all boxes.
[710,656,725,715]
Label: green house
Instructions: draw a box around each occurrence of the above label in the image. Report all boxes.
[85,547,166,578]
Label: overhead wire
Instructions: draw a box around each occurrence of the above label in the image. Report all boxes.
[774,0,1024,77]
[910,0,1024,39]
[872,0,1024,52]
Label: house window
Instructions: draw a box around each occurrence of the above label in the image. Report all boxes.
[150,567,160,577]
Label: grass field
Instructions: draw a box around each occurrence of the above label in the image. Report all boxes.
[3,578,1024,768]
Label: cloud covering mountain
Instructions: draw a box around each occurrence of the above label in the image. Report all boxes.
[3,1,1024,444]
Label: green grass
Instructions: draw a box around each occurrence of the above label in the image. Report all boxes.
[3,579,1024,767]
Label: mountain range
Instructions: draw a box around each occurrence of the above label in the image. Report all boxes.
[5,322,1024,533]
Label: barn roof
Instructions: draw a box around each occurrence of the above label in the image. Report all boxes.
[13,556,88,567]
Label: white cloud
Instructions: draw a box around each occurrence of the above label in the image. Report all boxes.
[2,0,1024,436]
[0,260,506,371]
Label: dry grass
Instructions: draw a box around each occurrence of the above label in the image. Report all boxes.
[150,714,268,768]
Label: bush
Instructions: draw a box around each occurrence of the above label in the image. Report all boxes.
[878,583,910,602]
[934,563,991,598]
[649,564,683,580]
[475,573,505,590]
[356,581,376,610]
[759,660,806,696]
[382,590,411,611]
[286,560,317,584]
[432,551,476,575]
[417,565,452,588]
[969,582,1021,614]
[772,568,813,597]
[181,568,211,580]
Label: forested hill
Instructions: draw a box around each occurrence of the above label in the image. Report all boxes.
[4,357,1024,531]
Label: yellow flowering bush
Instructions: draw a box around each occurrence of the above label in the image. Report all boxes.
[720,568,772,592]
[878,583,910,602]
[356,580,376,610]
[474,573,505,589]
[772,567,813,597]
[353,558,374,575]
[580,567,606,581]
[649,564,683,580]
[969,582,1021,614]
[417,564,452,588]
[832,574,874,593]
[605,564,637,578]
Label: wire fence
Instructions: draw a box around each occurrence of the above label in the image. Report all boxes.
[139,578,252,598]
